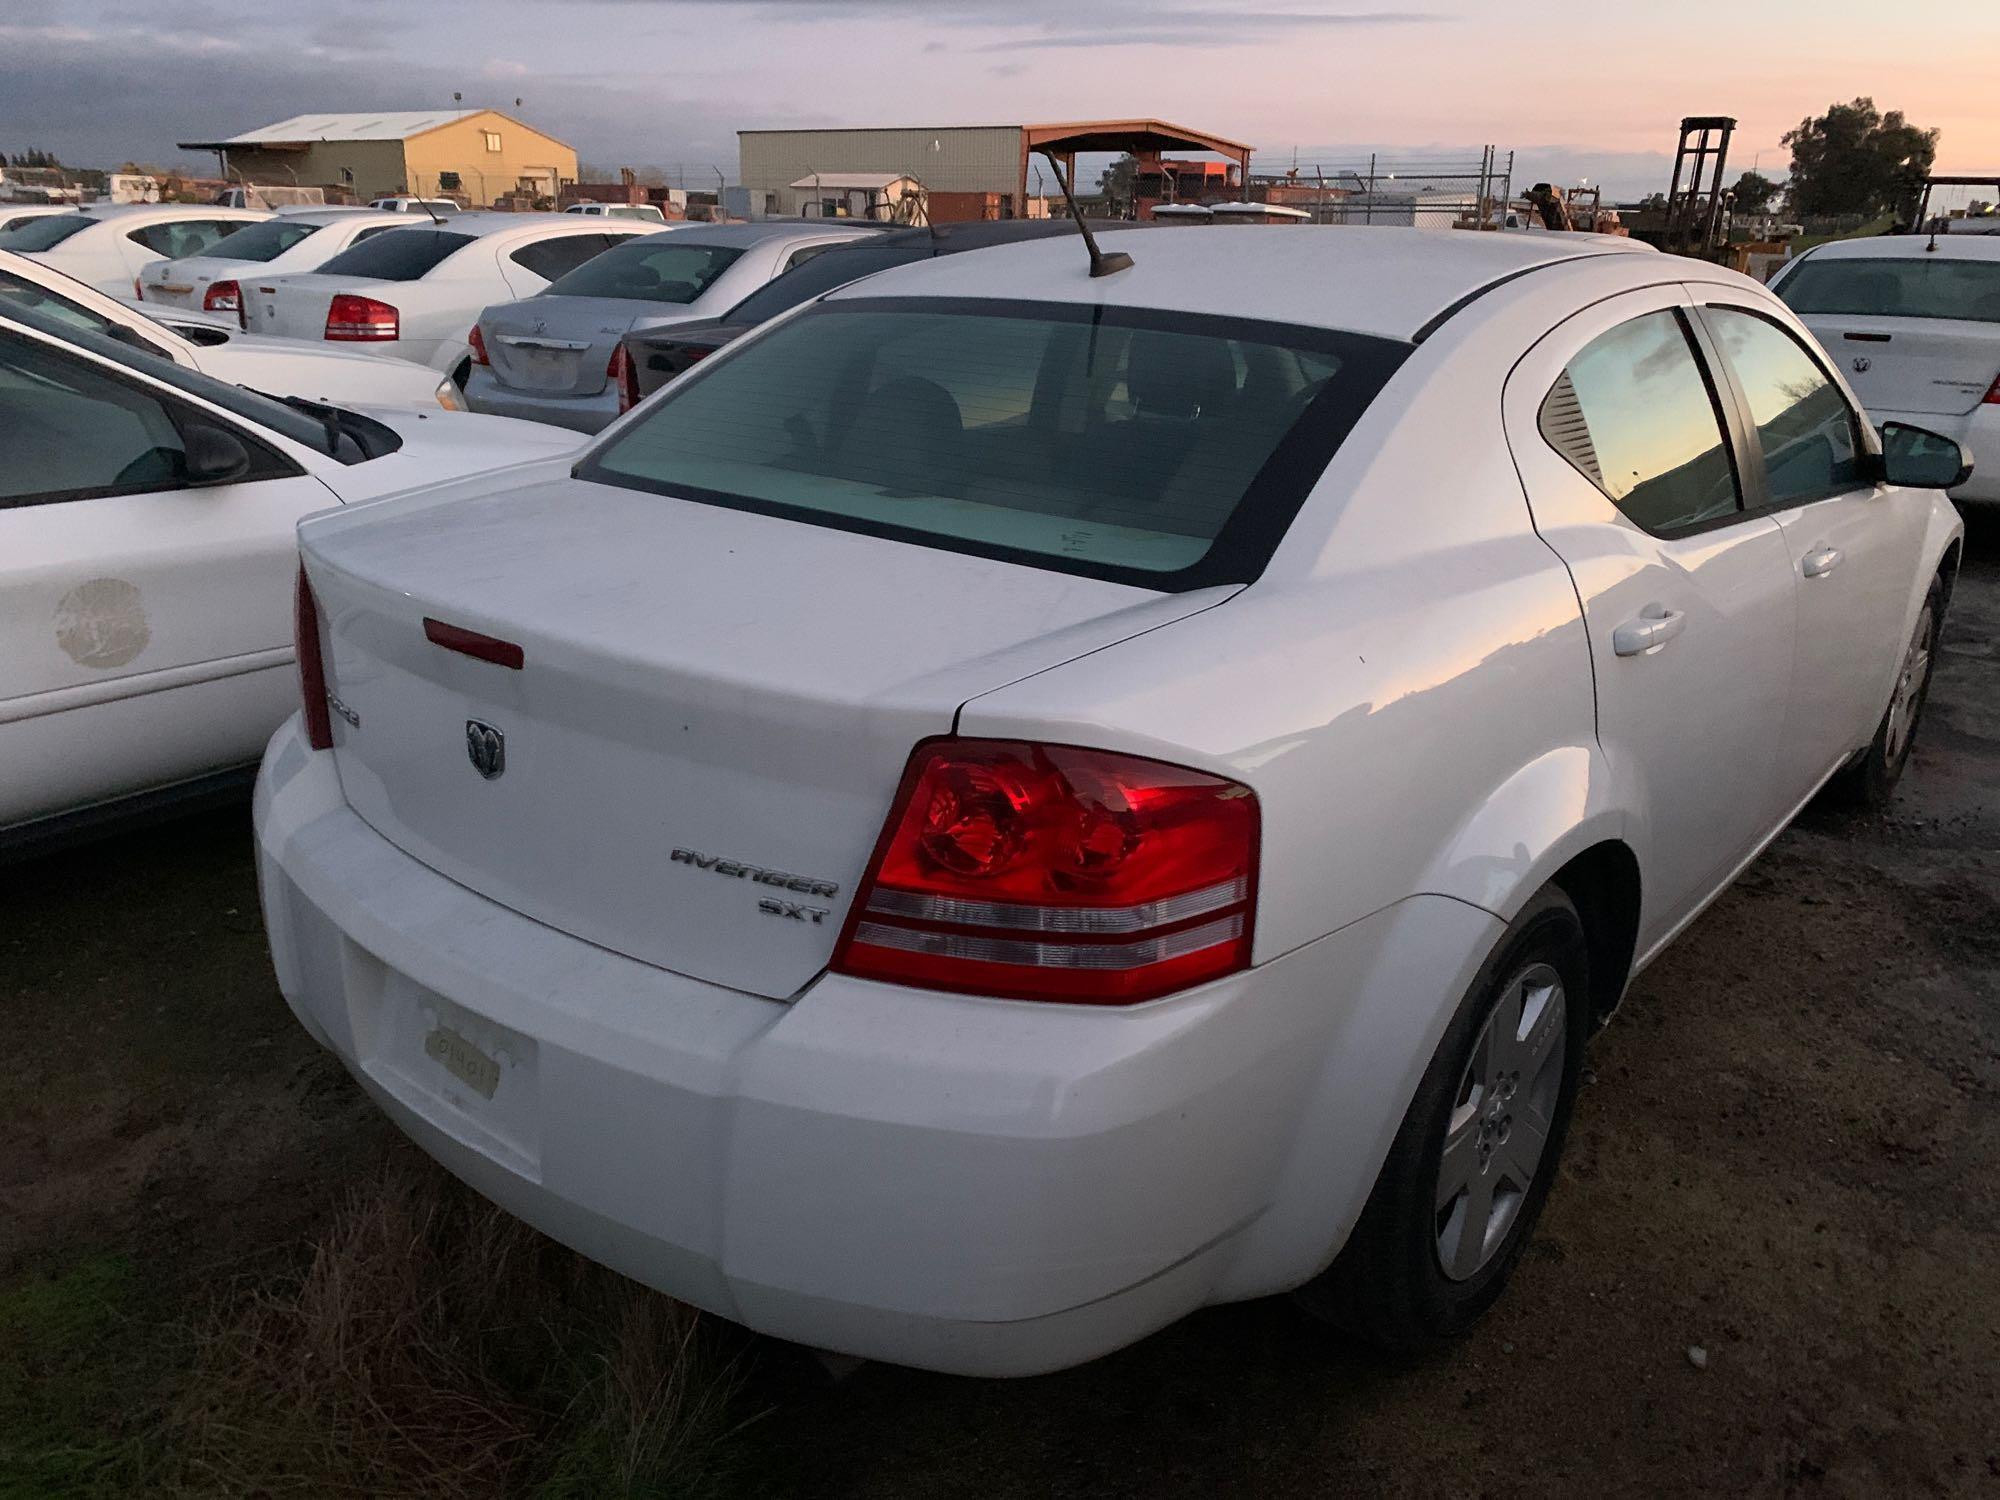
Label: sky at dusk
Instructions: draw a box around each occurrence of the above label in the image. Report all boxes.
[3,0,1997,202]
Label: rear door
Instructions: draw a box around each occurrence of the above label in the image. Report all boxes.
[0,328,334,827]
[1694,299,1930,796]
[1506,287,1796,952]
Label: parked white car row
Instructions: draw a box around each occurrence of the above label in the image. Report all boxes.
[244,226,1969,1377]
[0,202,270,293]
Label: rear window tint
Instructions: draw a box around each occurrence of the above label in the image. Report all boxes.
[0,215,96,252]
[582,297,1407,591]
[197,218,323,263]
[1778,256,2000,323]
[316,228,474,281]
[722,246,928,324]
[547,240,745,303]
[510,233,623,283]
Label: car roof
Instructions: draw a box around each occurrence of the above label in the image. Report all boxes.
[390,212,640,240]
[1799,233,2000,263]
[823,225,1660,341]
[79,203,265,221]
[646,221,871,248]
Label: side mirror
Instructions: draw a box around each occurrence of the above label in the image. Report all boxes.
[181,421,251,487]
[1877,421,1973,490]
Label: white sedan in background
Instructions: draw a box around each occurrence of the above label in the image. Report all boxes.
[137,208,415,316]
[0,203,269,294]
[1771,232,2000,503]
[1,249,464,410]
[238,216,651,385]
[256,227,1965,1375]
[0,300,584,853]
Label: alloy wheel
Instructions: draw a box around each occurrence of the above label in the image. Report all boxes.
[1435,961,1567,1282]
[1884,603,1935,766]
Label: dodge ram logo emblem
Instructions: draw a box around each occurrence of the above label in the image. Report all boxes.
[1851,356,1871,373]
[465,720,506,780]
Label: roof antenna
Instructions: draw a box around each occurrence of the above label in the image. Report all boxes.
[1039,148,1132,278]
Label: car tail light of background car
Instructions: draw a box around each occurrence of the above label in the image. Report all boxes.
[294,567,333,751]
[1984,371,2000,405]
[832,739,1260,1005]
[468,323,490,366]
[203,279,240,315]
[132,277,142,300]
[325,293,399,341]
[610,343,640,413]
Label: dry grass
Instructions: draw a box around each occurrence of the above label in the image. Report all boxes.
[164,1152,747,1498]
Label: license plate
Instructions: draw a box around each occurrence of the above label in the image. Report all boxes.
[424,1024,501,1099]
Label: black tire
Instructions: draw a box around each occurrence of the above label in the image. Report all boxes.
[1295,886,1591,1354]
[1823,575,1945,810]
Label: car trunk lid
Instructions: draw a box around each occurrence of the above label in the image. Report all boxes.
[481,296,677,397]
[303,473,1232,998]
[240,273,379,343]
[1795,312,2000,416]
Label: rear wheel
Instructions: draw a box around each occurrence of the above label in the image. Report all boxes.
[1296,887,1590,1352]
[1824,576,1944,809]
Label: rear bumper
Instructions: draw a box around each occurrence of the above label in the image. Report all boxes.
[462,367,620,434]
[254,716,1499,1375]
[1871,404,2000,503]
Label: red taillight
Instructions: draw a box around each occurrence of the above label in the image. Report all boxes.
[132,277,143,300]
[325,293,398,341]
[203,278,240,314]
[832,739,1259,1004]
[294,566,333,751]
[610,341,640,413]
[422,617,525,670]
[468,323,490,366]
[1983,371,2000,405]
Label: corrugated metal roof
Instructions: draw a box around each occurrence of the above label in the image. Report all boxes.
[217,110,482,144]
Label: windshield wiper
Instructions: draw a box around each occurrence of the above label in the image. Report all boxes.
[269,392,344,457]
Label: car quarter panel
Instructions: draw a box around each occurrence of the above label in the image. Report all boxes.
[956,313,1606,961]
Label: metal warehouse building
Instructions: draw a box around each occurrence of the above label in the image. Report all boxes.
[738,120,1252,220]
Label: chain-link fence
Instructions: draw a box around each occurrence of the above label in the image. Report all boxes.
[1245,148,1516,230]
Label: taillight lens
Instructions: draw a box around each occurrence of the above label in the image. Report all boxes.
[1983,371,2000,405]
[294,566,333,751]
[132,277,143,300]
[610,341,640,412]
[325,293,398,340]
[468,322,490,365]
[832,739,1259,1004]
[203,278,240,314]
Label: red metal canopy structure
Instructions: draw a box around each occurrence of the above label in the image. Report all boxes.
[1019,119,1254,211]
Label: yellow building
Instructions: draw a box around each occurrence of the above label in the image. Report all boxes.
[179,109,577,207]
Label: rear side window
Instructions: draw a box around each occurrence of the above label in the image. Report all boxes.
[126,220,240,258]
[317,228,474,281]
[0,268,121,336]
[197,218,323,263]
[582,297,1408,590]
[1777,256,2000,323]
[1540,310,1740,535]
[510,233,623,283]
[0,215,95,251]
[1704,307,1862,506]
[546,239,745,303]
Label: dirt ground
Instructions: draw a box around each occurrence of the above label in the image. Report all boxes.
[5,519,1998,1498]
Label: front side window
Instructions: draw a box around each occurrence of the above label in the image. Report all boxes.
[0,268,120,337]
[582,297,1407,589]
[200,218,323,263]
[1539,309,1740,535]
[0,215,95,252]
[1777,256,2000,324]
[544,238,745,303]
[0,330,278,507]
[1705,307,1862,507]
[316,228,473,281]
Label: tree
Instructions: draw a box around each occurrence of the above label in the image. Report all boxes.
[1096,153,1137,211]
[1783,98,1938,218]
[1729,170,1780,214]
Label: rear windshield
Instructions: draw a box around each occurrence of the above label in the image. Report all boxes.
[197,218,324,264]
[1777,256,2000,323]
[722,245,929,325]
[583,297,1408,590]
[0,215,96,252]
[545,239,745,304]
[315,228,473,281]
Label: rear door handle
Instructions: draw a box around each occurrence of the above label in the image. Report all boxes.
[1802,546,1844,578]
[1612,605,1687,657]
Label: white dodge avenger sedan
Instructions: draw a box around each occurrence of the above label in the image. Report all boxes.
[254,227,1967,1375]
